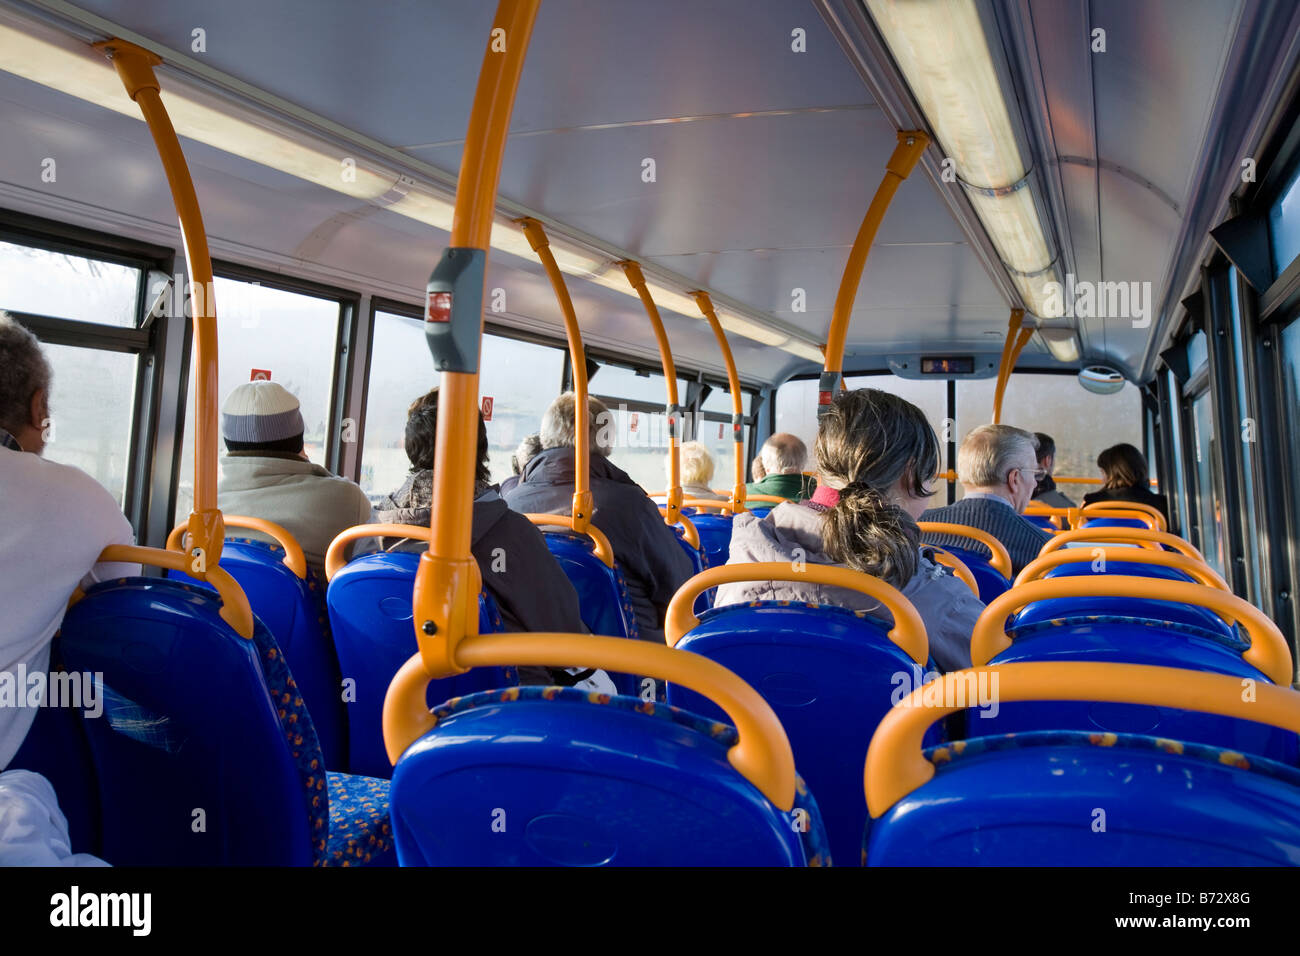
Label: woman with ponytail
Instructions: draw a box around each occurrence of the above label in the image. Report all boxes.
[714,388,983,671]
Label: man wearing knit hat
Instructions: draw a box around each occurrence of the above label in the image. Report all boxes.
[217,380,375,580]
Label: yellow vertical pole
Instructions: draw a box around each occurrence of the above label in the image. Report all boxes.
[992,309,1031,424]
[692,291,747,513]
[519,218,594,533]
[410,0,540,679]
[821,130,929,410]
[97,40,225,570]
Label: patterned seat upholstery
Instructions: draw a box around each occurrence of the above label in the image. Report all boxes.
[58,577,392,865]
[865,730,1300,865]
[390,686,831,866]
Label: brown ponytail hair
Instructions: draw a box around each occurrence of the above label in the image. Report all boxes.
[816,389,940,587]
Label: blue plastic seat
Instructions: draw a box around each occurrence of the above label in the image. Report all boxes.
[689,513,735,571]
[389,686,832,865]
[933,544,1010,604]
[168,537,345,769]
[326,550,514,779]
[54,577,393,865]
[666,601,939,867]
[1078,516,1149,530]
[980,618,1295,760]
[866,730,1300,865]
[1022,514,1057,532]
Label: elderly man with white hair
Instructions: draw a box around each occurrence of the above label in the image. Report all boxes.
[919,423,1051,575]
[745,432,815,501]
[503,391,693,648]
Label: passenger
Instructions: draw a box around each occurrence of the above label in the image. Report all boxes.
[674,440,727,501]
[502,392,695,647]
[745,432,816,501]
[920,424,1051,576]
[1031,432,1075,508]
[1082,443,1170,525]
[715,389,980,672]
[215,380,374,581]
[499,433,542,495]
[750,454,767,483]
[0,313,131,864]
[375,390,613,692]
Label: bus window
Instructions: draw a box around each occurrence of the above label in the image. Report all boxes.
[41,342,138,507]
[174,277,339,523]
[478,333,566,483]
[1228,269,1262,600]
[591,364,689,491]
[956,374,1143,498]
[1191,391,1226,576]
[1269,160,1300,278]
[0,239,139,327]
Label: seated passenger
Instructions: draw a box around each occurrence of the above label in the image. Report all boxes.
[1082,443,1169,525]
[216,380,375,581]
[674,440,727,502]
[375,390,612,692]
[0,313,133,864]
[502,392,695,647]
[715,389,980,672]
[919,424,1051,576]
[499,433,541,496]
[750,454,767,483]
[1031,432,1075,508]
[745,432,815,501]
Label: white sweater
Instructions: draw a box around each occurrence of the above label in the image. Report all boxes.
[0,447,137,768]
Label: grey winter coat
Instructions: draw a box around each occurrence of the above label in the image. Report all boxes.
[501,446,695,646]
[714,501,982,672]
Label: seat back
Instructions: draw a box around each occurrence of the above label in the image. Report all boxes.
[935,544,1010,603]
[667,602,933,866]
[1078,515,1148,530]
[55,578,328,865]
[389,686,830,865]
[326,550,512,779]
[1022,514,1057,532]
[689,513,735,570]
[168,537,345,769]
[867,731,1300,865]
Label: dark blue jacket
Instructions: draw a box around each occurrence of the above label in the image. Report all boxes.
[502,446,694,645]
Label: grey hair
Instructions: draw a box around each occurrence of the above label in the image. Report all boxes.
[540,391,614,456]
[673,440,715,485]
[512,433,543,475]
[957,423,1038,488]
[0,312,51,435]
[759,432,807,475]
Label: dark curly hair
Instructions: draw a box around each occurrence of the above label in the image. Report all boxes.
[404,387,491,485]
[816,388,940,587]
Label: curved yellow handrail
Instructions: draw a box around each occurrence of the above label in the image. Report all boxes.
[410,0,539,681]
[692,291,748,514]
[95,544,253,639]
[681,497,733,513]
[927,547,979,597]
[865,662,1300,818]
[382,633,798,810]
[1015,548,1229,591]
[744,494,790,505]
[992,310,1032,424]
[97,39,234,615]
[969,576,1291,684]
[823,130,930,375]
[525,514,616,568]
[324,523,431,581]
[665,562,928,667]
[1040,527,1204,560]
[916,522,1013,578]
[676,512,701,551]
[1023,503,1073,530]
[167,515,307,580]
[1077,500,1168,532]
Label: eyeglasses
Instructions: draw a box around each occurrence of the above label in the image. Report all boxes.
[1010,466,1047,483]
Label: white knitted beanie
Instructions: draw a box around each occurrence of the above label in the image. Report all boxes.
[221,381,304,443]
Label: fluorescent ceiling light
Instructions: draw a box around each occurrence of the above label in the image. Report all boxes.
[718,312,788,347]
[864,0,1059,316]
[1037,326,1080,363]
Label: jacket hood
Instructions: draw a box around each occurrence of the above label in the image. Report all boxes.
[375,469,502,545]
[520,445,640,489]
[727,501,834,565]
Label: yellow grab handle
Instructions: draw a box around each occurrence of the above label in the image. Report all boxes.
[744,494,791,505]
[325,523,431,580]
[95,544,253,639]
[927,548,979,597]
[681,498,732,513]
[916,522,1013,578]
[1077,500,1168,532]
[866,662,1300,817]
[1015,548,1228,591]
[665,561,928,667]
[382,632,798,810]
[677,513,701,552]
[1040,527,1204,560]
[168,515,307,580]
[525,514,616,568]
[692,291,748,514]
[969,575,1291,685]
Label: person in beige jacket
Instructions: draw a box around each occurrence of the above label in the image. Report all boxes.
[216,381,374,580]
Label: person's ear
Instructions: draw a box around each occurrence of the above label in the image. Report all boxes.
[28,388,46,430]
